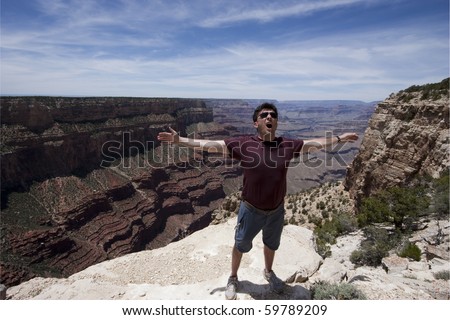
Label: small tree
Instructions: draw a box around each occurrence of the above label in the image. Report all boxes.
[431,172,449,217]
[358,196,390,227]
[358,186,429,230]
[350,226,399,267]
[382,186,429,229]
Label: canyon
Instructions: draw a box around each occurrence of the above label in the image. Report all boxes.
[1,97,241,287]
[1,96,375,288]
[8,84,447,295]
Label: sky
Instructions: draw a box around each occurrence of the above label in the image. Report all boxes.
[0,0,448,101]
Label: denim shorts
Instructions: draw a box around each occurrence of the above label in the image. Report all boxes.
[234,201,285,253]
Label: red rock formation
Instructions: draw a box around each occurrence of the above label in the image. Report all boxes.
[344,79,449,208]
[0,97,213,190]
[0,97,239,287]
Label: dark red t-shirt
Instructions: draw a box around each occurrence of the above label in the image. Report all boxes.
[224,135,304,210]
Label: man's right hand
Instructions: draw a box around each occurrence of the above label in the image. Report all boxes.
[157,127,227,155]
[157,127,179,144]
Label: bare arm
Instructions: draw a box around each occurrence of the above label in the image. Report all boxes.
[301,132,359,154]
[157,127,228,155]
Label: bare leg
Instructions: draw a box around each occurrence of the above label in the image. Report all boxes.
[230,246,243,277]
[263,245,284,293]
[264,245,275,272]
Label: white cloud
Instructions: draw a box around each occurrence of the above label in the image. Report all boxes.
[199,0,365,27]
[1,0,447,100]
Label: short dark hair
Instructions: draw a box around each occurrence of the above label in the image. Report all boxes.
[252,102,278,122]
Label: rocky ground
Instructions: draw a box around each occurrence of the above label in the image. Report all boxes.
[7,207,449,300]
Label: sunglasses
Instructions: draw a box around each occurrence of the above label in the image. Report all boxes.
[259,111,277,119]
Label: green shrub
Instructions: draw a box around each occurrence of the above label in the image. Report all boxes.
[350,243,389,267]
[313,211,358,258]
[333,212,358,234]
[315,237,331,258]
[431,172,449,218]
[433,270,450,281]
[308,215,322,227]
[350,226,400,267]
[399,242,421,261]
[318,201,326,210]
[357,196,390,227]
[310,281,366,300]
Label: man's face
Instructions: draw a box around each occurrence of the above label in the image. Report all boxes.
[254,108,278,140]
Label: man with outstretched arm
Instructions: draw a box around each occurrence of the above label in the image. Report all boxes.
[157,102,358,300]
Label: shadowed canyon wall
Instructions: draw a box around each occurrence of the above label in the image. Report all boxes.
[0,97,240,286]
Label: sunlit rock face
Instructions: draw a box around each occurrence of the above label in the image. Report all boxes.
[344,79,449,208]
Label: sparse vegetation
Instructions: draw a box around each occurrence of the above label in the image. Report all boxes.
[310,281,366,300]
[351,173,447,267]
[401,78,449,100]
[286,172,448,269]
[350,226,400,267]
[314,211,358,258]
[433,270,450,281]
[398,242,421,261]
[429,171,449,218]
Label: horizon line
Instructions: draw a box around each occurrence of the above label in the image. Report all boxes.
[0,94,380,104]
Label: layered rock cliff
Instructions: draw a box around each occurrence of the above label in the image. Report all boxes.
[344,78,449,207]
[0,97,239,287]
[1,97,212,190]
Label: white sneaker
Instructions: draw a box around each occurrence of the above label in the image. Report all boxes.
[225,276,238,300]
